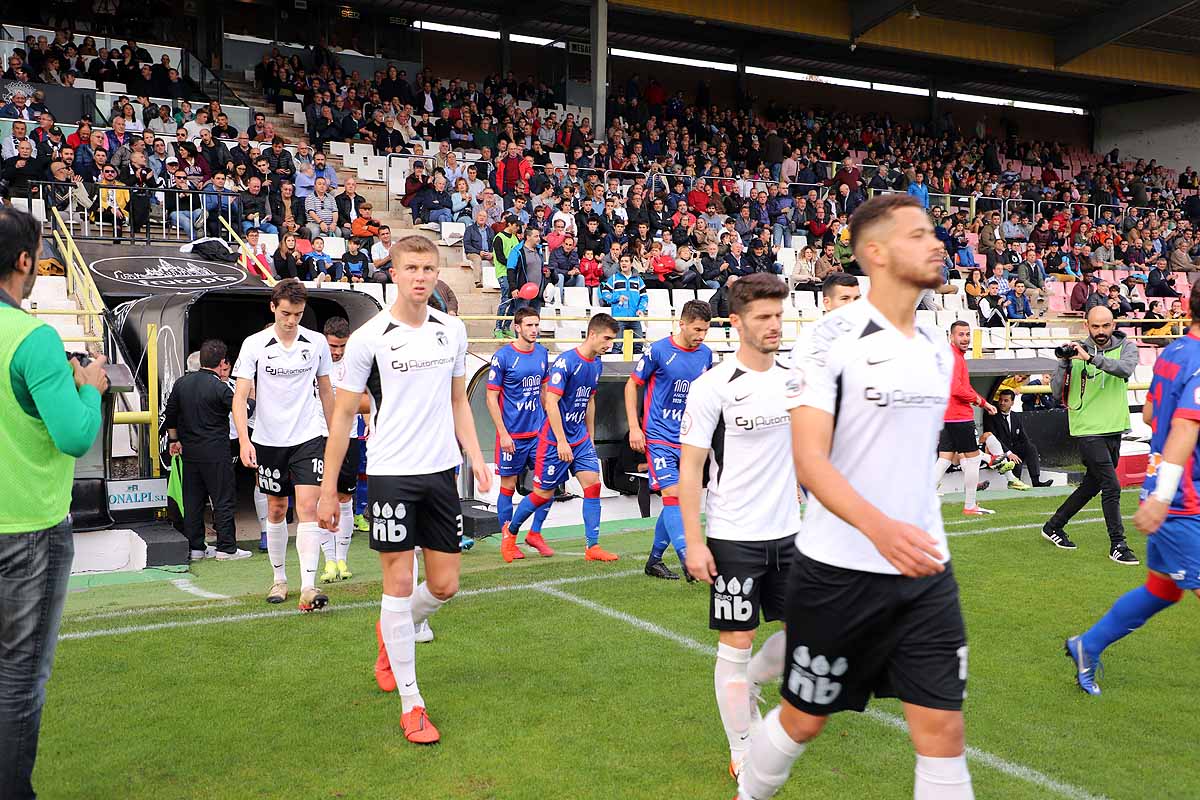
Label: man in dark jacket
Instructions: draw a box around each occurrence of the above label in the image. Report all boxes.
[264,138,295,185]
[239,176,275,233]
[335,179,366,237]
[163,339,250,561]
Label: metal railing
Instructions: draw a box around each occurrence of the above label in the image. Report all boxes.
[32,180,240,245]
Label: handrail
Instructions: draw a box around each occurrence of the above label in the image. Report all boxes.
[217,214,278,287]
[179,48,250,111]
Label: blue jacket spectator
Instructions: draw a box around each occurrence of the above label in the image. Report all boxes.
[1005,287,1034,320]
[600,270,648,318]
[907,177,930,209]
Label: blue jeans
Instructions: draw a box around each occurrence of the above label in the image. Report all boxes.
[771,224,793,248]
[495,276,511,332]
[169,209,204,239]
[242,220,279,234]
[0,518,74,800]
[429,208,453,224]
[555,272,584,302]
[613,318,644,354]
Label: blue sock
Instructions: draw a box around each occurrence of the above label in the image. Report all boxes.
[649,515,670,561]
[497,490,514,529]
[1080,586,1175,658]
[583,498,602,547]
[661,502,687,562]
[530,503,551,536]
[510,494,551,534]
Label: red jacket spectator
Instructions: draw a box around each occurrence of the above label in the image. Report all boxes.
[1070,278,1093,311]
[650,253,676,281]
[401,172,430,208]
[579,256,603,287]
[944,345,983,423]
[686,188,708,212]
[494,154,533,195]
[827,166,862,191]
[670,210,696,231]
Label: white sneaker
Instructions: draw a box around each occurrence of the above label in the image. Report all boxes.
[415,620,434,643]
[189,546,217,561]
[215,548,252,561]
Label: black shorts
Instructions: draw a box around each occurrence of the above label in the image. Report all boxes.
[337,438,362,496]
[781,555,967,715]
[367,469,463,554]
[708,536,795,631]
[254,436,326,496]
[937,421,979,454]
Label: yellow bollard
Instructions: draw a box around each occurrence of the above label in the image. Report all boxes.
[622,326,634,361]
[147,323,160,477]
[971,328,983,359]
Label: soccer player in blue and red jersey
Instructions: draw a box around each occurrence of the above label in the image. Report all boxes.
[504,313,620,561]
[1066,284,1200,695]
[488,307,555,562]
[625,299,713,579]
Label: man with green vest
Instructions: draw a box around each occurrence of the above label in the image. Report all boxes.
[491,214,521,338]
[1043,305,1140,564]
[0,207,107,800]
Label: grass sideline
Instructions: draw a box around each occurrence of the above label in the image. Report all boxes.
[37,490,1198,799]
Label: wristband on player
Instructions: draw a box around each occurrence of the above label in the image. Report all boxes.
[1153,461,1184,503]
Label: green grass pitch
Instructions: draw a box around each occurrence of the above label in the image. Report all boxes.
[38,490,1198,799]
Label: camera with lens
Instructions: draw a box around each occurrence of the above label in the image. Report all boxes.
[1054,343,1078,360]
[66,351,92,367]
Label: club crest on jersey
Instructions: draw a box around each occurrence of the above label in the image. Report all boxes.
[436,331,448,348]
[552,372,562,385]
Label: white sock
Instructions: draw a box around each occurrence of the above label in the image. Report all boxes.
[318,526,336,565]
[962,455,982,509]
[983,437,1004,460]
[253,487,269,533]
[748,631,787,687]
[380,594,423,713]
[296,522,321,591]
[737,706,806,800]
[914,754,973,799]
[336,501,353,563]
[716,643,754,762]
[411,582,445,627]
[933,457,953,488]
[266,519,288,583]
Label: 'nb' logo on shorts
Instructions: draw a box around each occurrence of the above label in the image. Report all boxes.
[712,575,754,622]
[257,466,282,493]
[787,646,848,706]
[371,501,407,543]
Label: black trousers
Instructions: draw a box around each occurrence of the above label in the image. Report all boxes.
[182,457,237,553]
[1047,433,1125,543]
[1010,441,1043,485]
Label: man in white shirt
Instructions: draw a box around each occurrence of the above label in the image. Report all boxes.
[735,194,973,800]
[1,120,34,161]
[232,279,335,611]
[680,273,799,781]
[318,235,490,746]
[370,225,393,283]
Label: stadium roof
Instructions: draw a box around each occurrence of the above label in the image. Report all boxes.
[378,0,1184,106]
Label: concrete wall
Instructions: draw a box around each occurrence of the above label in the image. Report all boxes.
[1095,93,1200,171]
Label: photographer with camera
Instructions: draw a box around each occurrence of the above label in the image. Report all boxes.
[1042,305,1140,564]
[0,207,107,799]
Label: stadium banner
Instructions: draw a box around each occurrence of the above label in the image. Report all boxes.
[86,254,267,297]
[107,478,168,511]
[0,78,94,123]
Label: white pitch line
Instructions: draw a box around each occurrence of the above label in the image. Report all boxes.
[947,516,1104,538]
[169,579,231,600]
[60,569,643,641]
[537,585,1111,800]
[68,600,239,623]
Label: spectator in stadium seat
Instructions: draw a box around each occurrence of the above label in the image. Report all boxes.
[601,254,648,354]
[1084,280,1111,312]
[165,169,203,239]
[401,160,430,211]
[1147,255,1181,298]
[271,232,302,280]
[203,171,241,238]
[790,245,819,290]
[978,281,1008,327]
[240,176,275,234]
[304,176,340,239]
[906,171,930,208]
[746,239,781,275]
[350,203,382,244]
[335,178,366,238]
[463,209,493,287]
[550,234,584,301]
[265,137,295,185]
[1005,280,1036,324]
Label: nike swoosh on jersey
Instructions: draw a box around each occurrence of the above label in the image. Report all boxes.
[266,354,279,359]
[733,393,751,402]
[865,355,894,365]
[391,342,410,351]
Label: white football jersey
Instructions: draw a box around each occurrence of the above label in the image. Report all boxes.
[680,354,801,542]
[336,306,467,476]
[785,299,952,574]
[232,325,332,447]
[330,357,364,440]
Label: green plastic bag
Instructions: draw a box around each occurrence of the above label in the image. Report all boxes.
[167,454,185,520]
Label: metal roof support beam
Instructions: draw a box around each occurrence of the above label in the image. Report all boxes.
[1054,0,1198,65]
[850,0,913,40]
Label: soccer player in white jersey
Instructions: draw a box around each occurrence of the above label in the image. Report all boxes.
[232,279,334,612]
[734,193,972,800]
[318,235,490,745]
[319,316,369,583]
[678,273,800,780]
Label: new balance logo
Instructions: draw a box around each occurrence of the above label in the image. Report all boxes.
[371,501,408,543]
[712,574,754,623]
[257,466,282,493]
[786,646,848,706]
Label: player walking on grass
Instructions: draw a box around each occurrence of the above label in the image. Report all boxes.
[504,314,620,562]
[318,317,368,583]
[1065,283,1200,696]
[626,299,713,580]
[932,320,999,516]
[232,279,334,612]
[735,194,973,800]
[678,274,797,780]
[318,235,489,745]
[488,307,555,562]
